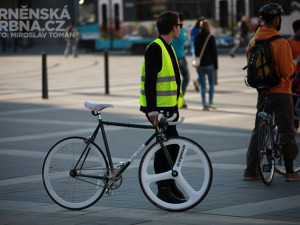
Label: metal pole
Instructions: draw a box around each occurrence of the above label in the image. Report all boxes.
[104,50,109,95]
[231,0,235,37]
[109,0,113,50]
[42,52,48,99]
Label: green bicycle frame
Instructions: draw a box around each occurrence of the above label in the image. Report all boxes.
[74,113,175,180]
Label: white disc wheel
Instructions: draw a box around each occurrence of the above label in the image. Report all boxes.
[139,137,212,212]
[42,137,108,210]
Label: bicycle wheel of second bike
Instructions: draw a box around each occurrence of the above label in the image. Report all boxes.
[139,137,213,212]
[257,121,275,185]
[42,137,108,210]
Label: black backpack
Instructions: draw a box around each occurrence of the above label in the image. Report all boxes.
[244,35,282,89]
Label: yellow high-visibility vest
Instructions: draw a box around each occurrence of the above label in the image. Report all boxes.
[140,38,184,108]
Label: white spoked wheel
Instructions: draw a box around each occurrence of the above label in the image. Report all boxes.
[42,137,108,210]
[139,137,213,212]
[257,121,275,185]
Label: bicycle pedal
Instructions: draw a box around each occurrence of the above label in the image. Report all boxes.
[105,189,113,196]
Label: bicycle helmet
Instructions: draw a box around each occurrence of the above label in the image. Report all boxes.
[259,3,283,22]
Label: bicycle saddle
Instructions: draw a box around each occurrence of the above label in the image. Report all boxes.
[84,100,114,112]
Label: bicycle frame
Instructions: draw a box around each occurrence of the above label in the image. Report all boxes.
[258,96,281,165]
[73,113,175,181]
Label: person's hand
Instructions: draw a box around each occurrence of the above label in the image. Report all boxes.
[148,111,159,125]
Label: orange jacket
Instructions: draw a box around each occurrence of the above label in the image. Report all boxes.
[248,27,296,94]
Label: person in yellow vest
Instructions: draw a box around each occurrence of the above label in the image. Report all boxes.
[140,11,185,203]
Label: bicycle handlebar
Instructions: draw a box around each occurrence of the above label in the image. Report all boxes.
[158,113,185,126]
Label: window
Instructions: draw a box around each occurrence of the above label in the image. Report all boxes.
[78,0,98,25]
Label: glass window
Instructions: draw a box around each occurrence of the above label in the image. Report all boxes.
[124,0,214,21]
[78,0,98,25]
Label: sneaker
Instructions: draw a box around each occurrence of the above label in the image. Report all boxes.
[209,104,217,110]
[243,172,260,181]
[229,53,235,58]
[182,103,187,109]
[285,173,300,181]
[193,80,200,92]
[203,106,209,111]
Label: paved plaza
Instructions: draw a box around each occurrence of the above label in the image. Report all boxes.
[0,47,299,225]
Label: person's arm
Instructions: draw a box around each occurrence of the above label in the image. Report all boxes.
[211,36,218,70]
[194,35,200,57]
[273,39,296,78]
[144,43,162,113]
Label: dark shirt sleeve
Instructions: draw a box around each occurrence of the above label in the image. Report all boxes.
[210,36,218,70]
[144,42,162,113]
[194,35,201,57]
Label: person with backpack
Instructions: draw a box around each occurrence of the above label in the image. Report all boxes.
[244,3,300,181]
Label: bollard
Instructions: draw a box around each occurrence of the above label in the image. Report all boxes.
[104,50,109,95]
[42,52,48,99]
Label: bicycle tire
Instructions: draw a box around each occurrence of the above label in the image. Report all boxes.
[139,137,213,212]
[257,121,275,185]
[42,137,108,210]
[273,124,300,175]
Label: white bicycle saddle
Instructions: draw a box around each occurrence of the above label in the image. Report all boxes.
[84,100,114,112]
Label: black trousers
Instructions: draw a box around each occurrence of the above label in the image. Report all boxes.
[245,93,298,174]
[146,112,179,188]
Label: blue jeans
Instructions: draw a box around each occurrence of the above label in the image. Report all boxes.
[178,57,190,95]
[196,65,215,107]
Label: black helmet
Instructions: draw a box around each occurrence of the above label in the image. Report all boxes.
[259,3,283,22]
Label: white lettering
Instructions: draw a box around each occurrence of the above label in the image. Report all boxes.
[49,8,60,20]
[30,21,41,31]
[55,21,65,31]
[45,21,55,31]
[19,5,28,20]
[28,8,39,20]
[10,21,19,32]
[0,9,7,19]
[40,8,48,19]
[8,8,18,20]
[60,6,71,19]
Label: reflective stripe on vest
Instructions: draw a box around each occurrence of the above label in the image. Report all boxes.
[140,38,183,108]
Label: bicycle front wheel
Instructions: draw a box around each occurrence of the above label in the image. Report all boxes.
[257,121,275,185]
[42,137,108,210]
[139,137,213,212]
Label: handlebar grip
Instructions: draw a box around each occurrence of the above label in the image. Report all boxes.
[166,113,177,122]
[169,116,185,125]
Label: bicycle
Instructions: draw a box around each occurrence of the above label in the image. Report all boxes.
[257,85,300,185]
[42,100,213,212]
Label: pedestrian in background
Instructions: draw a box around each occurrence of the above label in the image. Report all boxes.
[289,20,300,119]
[194,20,218,111]
[172,12,190,108]
[64,21,79,58]
[244,3,300,181]
[255,19,264,33]
[190,16,206,92]
[229,15,249,57]
[139,11,185,203]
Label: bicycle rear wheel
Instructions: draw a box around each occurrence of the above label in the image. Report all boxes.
[42,137,108,210]
[257,121,275,185]
[139,137,213,212]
